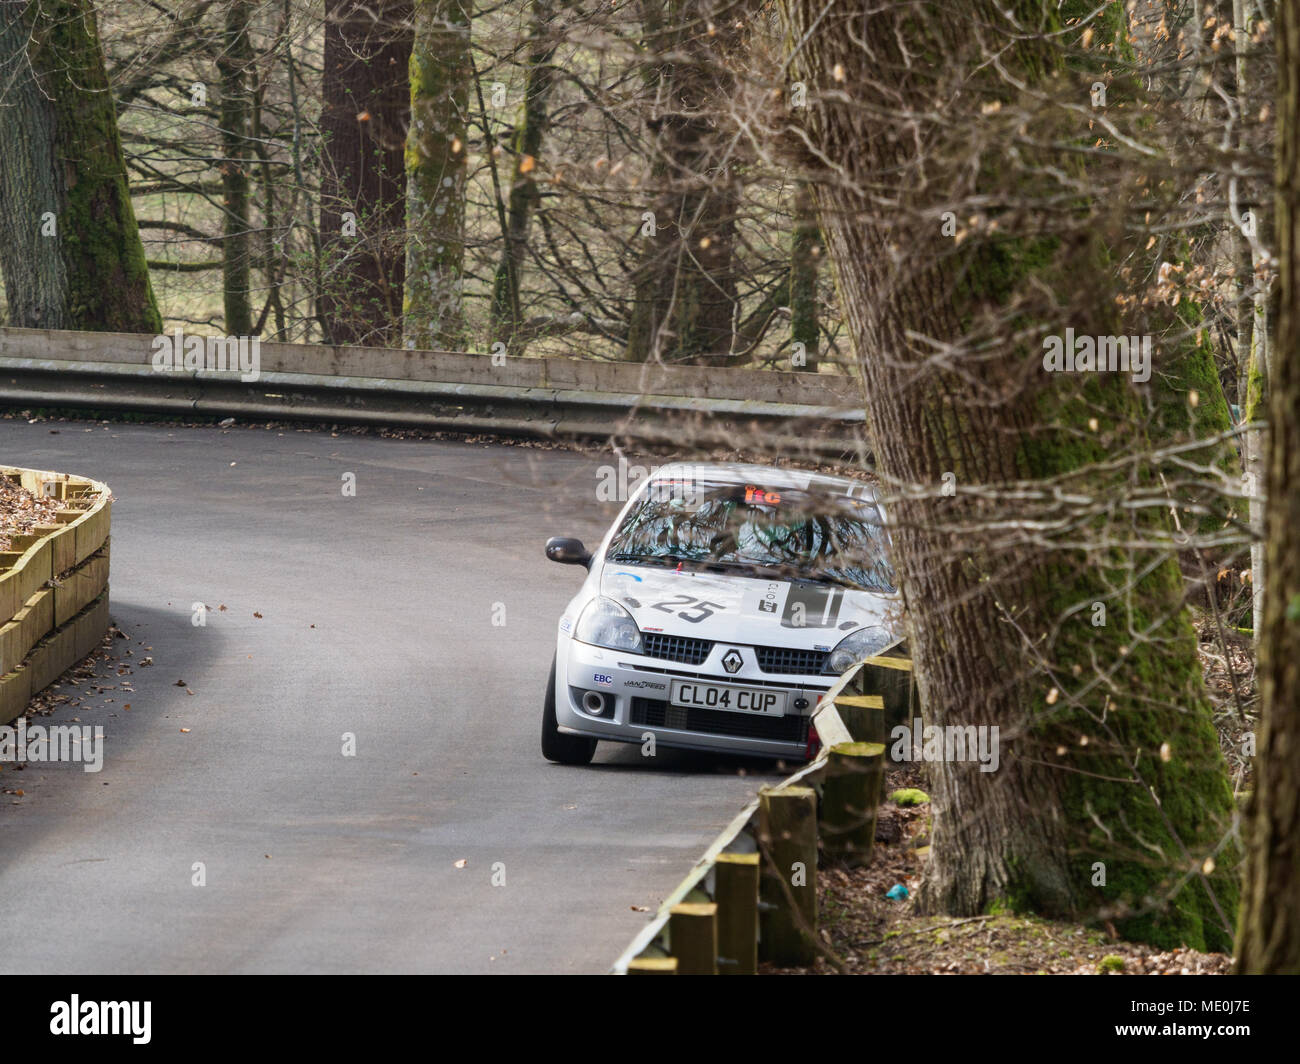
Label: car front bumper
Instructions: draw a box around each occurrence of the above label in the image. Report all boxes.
[556,636,834,760]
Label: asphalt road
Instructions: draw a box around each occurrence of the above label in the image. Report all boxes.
[0,418,783,973]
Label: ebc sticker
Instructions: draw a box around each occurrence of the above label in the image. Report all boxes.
[593,673,613,686]
[744,485,783,505]
[781,586,846,629]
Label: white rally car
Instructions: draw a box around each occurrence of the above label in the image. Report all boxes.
[541,463,900,764]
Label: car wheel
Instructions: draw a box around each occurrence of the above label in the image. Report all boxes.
[541,653,597,765]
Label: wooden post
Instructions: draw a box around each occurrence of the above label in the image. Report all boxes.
[627,956,678,975]
[861,654,914,762]
[821,741,885,865]
[668,902,718,974]
[833,693,886,744]
[830,696,888,806]
[715,852,759,975]
[758,785,818,966]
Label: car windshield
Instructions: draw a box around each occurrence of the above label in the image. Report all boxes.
[607,479,897,593]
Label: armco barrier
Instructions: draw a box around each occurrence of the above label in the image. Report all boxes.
[611,648,916,974]
[0,466,111,724]
[0,327,869,460]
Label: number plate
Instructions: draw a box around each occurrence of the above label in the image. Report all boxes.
[669,680,787,717]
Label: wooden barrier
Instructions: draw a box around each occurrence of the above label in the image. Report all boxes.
[612,653,915,975]
[715,853,760,975]
[0,466,112,725]
[627,957,678,975]
[821,742,886,866]
[860,652,916,756]
[758,786,819,967]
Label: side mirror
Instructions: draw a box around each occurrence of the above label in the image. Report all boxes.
[546,536,592,568]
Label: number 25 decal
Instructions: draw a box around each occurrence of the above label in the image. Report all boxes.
[650,594,725,623]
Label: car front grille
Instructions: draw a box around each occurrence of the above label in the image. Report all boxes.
[755,645,829,675]
[641,632,713,666]
[630,697,809,744]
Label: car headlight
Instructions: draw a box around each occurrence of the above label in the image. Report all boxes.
[574,596,643,653]
[824,625,893,674]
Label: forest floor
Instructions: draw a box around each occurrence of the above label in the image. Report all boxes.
[763,610,1251,976]
[762,761,1234,976]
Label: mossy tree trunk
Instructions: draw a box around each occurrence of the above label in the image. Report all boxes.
[776,0,1238,949]
[789,182,820,371]
[218,0,253,337]
[320,0,411,346]
[489,0,559,353]
[403,0,469,350]
[0,0,70,329]
[0,0,160,333]
[625,0,739,364]
[1234,0,1300,975]
[1244,345,1268,633]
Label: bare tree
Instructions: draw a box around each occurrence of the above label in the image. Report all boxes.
[1236,0,1300,976]
[771,0,1239,948]
[0,0,160,332]
[320,0,411,346]
[403,0,469,349]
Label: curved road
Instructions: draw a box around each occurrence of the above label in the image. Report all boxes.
[0,420,782,973]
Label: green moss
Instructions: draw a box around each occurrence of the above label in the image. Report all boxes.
[402,0,470,348]
[37,0,161,333]
[1243,348,1267,422]
[890,788,931,807]
[1098,954,1126,974]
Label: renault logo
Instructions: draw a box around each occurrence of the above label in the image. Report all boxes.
[721,649,743,674]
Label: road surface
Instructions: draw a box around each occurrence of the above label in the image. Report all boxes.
[0,419,782,973]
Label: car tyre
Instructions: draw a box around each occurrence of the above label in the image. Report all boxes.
[541,654,597,765]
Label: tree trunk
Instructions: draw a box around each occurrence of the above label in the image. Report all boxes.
[218,0,253,337]
[0,0,70,328]
[402,0,469,350]
[789,182,820,371]
[776,0,1237,949]
[489,0,558,352]
[625,0,739,364]
[320,0,411,346]
[1234,0,1300,975]
[1228,0,1269,637]
[0,0,159,333]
